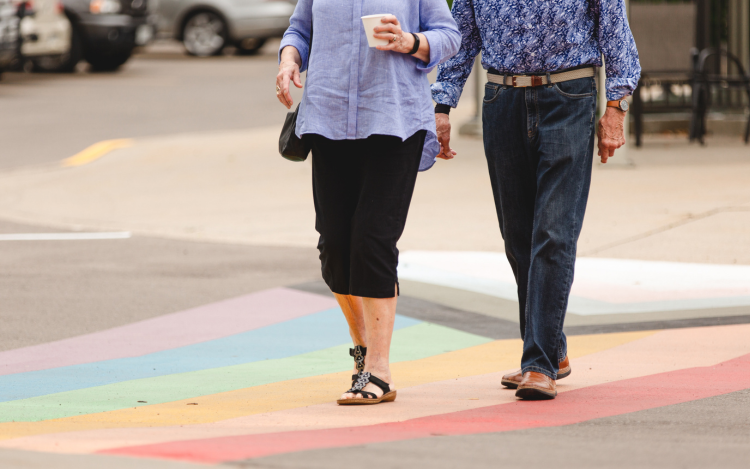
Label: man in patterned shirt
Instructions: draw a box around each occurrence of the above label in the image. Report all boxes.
[432,0,640,400]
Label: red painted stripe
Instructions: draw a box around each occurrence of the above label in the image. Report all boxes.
[101,353,750,464]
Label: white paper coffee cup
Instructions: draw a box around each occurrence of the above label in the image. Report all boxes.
[361,14,391,48]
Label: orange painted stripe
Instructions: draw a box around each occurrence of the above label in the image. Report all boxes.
[102,352,750,463]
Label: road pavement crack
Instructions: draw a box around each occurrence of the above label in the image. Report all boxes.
[581,206,750,256]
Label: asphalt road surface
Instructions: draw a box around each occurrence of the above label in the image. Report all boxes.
[0,40,298,170]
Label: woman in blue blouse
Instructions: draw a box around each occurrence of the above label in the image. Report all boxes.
[276,0,459,405]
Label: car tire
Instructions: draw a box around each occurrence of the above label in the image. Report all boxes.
[86,50,132,72]
[235,38,266,56]
[32,21,82,73]
[183,11,227,57]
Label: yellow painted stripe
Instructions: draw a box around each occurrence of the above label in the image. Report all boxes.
[0,330,654,440]
[61,139,134,167]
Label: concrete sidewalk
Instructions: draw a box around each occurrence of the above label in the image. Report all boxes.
[0,124,748,264]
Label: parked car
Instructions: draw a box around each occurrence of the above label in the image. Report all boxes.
[17,0,72,71]
[152,0,295,57]
[37,0,153,72]
[0,0,19,77]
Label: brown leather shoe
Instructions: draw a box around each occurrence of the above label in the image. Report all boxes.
[515,371,557,400]
[557,355,572,379]
[500,369,525,389]
[501,355,571,389]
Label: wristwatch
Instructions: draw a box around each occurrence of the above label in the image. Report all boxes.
[607,99,629,112]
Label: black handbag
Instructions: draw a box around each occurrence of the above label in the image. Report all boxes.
[278,22,312,162]
[279,104,309,161]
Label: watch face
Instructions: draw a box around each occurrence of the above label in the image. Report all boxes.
[620,100,629,111]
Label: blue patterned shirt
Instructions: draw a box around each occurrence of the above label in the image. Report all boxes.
[432,0,641,106]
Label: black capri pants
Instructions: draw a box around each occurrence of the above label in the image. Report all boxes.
[308,130,427,299]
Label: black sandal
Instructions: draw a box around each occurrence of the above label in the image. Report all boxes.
[337,371,397,405]
[349,345,366,386]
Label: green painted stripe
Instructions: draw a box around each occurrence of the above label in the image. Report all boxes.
[0,323,490,422]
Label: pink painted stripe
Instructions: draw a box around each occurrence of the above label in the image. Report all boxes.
[0,288,336,376]
[102,353,750,464]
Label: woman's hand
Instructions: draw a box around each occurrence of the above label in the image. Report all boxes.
[373,15,412,54]
[373,16,430,63]
[276,46,303,109]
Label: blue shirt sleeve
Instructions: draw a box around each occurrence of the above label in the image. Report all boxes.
[417,0,461,74]
[278,0,313,73]
[431,0,481,107]
[596,0,642,101]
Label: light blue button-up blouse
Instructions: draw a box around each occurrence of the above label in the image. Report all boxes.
[279,0,460,171]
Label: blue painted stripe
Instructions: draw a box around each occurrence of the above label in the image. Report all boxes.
[0,309,420,402]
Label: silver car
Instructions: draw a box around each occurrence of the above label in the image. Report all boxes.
[152,0,295,56]
[0,0,19,75]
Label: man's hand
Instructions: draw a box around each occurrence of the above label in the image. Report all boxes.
[435,113,456,160]
[596,107,626,163]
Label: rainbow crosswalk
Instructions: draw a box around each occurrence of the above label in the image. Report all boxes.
[1,281,749,465]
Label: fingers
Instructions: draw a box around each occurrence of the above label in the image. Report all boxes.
[599,145,609,164]
[280,73,292,109]
[380,15,399,25]
[598,141,623,163]
[373,23,398,34]
[437,149,456,160]
[292,69,303,88]
[375,42,397,52]
[275,76,286,108]
[437,136,455,160]
[436,145,456,160]
[373,23,399,47]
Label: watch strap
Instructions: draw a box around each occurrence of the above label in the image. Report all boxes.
[408,32,420,55]
[607,100,626,110]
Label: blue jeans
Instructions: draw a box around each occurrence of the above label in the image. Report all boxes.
[482,76,597,379]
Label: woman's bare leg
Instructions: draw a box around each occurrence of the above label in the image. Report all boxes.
[340,287,397,399]
[333,293,367,374]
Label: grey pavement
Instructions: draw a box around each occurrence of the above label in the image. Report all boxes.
[0,449,203,468]
[0,40,297,170]
[0,220,319,351]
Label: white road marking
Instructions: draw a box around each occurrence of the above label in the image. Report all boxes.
[398,251,750,315]
[0,232,132,241]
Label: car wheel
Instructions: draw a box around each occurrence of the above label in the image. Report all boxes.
[32,21,82,73]
[183,12,227,57]
[235,38,266,56]
[86,51,132,72]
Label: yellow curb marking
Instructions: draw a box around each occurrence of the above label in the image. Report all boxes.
[61,139,134,167]
[0,330,654,441]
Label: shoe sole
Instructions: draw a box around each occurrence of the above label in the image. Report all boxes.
[515,387,556,400]
[557,366,572,380]
[337,390,397,405]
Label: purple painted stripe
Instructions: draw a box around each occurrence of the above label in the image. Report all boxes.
[0,288,336,377]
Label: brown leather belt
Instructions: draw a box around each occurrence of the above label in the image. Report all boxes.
[487,67,595,88]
